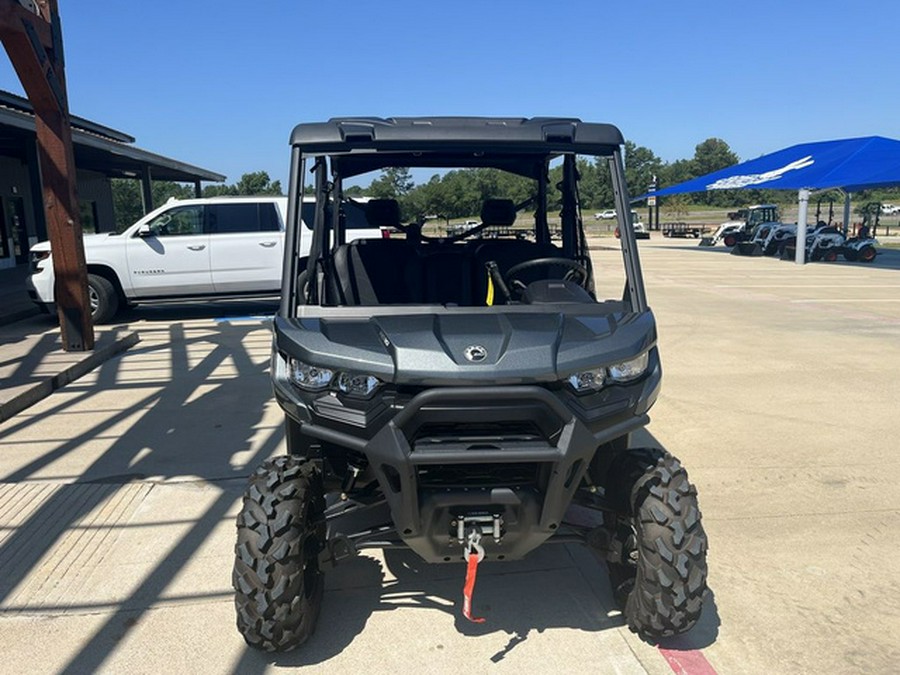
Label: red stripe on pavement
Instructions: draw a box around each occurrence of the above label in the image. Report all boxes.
[658,647,718,675]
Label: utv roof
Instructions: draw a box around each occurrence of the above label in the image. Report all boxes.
[290,117,623,155]
[290,117,624,178]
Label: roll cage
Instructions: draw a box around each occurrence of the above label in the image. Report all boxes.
[279,117,647,314]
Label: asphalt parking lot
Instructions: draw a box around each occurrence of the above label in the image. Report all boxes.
[0,238,898,674]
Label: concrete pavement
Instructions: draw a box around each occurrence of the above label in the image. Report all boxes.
[0,240,898,673]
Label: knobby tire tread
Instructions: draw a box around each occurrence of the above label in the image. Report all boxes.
[233,455,326,652]
[608,448,708,640]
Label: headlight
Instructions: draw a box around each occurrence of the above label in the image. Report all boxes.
[289,359,333,391]
[566,352,650,393]
[30,250,50,273]
[337,372,382,397]
[567,368,606,394]
[608,352,649,382]
[288,358,382,398]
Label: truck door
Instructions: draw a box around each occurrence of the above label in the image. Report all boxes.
[208,202,283,293]
[125,204,213,297]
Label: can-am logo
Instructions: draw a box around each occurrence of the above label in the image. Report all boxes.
[706,155,814,190]
[464,345,487,362]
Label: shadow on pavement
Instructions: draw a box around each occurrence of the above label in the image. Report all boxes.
[231,428,720,671]
[0,304,720,671]
[232,545,625,671]
[0,312,279,673]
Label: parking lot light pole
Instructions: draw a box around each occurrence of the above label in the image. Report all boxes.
[795,188,810,265]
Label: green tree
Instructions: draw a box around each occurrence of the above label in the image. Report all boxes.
[202,171,282,196]
[110,179,193,232]
[658,158,695,188]
[663,194,691,219]
[111,179,142,231]
[234,171,283,195]
[624,142,663,202]
[369,167,414,200]
[691,138,739,205]
[202,183,237,197]
[111,171,284,232]
[692,138,739,176]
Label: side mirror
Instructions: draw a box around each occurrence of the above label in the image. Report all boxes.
[137,224,153,237]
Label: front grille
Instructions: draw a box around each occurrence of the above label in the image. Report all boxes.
[417,462,542,489]
[411,420,545,446]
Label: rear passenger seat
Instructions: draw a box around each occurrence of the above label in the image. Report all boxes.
[327,198,561,306]
[327,198,421,305]
[329,238,422,305]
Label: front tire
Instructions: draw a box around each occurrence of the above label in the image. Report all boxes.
[87,273,119,323]
[859,245,877,262]
[605,448,708,640]
[233,456,326,652]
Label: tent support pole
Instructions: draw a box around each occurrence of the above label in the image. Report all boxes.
[842,192,852,237]
[795,189,810,265]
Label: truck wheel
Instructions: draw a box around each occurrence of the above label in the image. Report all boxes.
[723,234,736,247]
[87,273,120,323]
[605,448,707,639]
[859,245,877,262]
[233,455,326,652]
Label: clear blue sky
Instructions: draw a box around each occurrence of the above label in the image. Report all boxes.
[3,0,899,188]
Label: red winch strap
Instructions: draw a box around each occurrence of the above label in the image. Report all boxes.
[462,553,486,623]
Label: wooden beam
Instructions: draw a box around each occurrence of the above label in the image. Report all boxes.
[1,0,93,350]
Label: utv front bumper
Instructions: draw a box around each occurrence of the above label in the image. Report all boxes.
[365,386,652,562]
[273,351,660,563]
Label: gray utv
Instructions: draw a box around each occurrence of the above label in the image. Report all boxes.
[233,117,708,651]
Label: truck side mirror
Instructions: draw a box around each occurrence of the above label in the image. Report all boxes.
[137,224,152,237]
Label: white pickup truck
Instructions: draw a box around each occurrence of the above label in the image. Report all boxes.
[27,195,384,322]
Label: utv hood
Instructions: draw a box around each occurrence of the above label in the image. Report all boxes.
[274,309,656,386]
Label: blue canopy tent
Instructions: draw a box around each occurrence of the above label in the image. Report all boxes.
[638,136,900,263]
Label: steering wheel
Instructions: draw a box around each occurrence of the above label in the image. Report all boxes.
[505,257,590,293]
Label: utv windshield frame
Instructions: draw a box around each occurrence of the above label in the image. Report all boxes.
[279,117,647,316]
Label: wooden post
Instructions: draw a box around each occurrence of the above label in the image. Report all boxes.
[1,0,93,350]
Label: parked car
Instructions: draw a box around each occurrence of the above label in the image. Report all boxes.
[880,203,899,215]
[594,209,616,220]
[27,195,383,322]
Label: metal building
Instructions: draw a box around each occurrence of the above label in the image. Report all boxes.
[0,89,224,270]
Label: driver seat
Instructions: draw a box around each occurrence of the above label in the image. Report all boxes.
[472,239,561,303]
[472,199,559,303]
